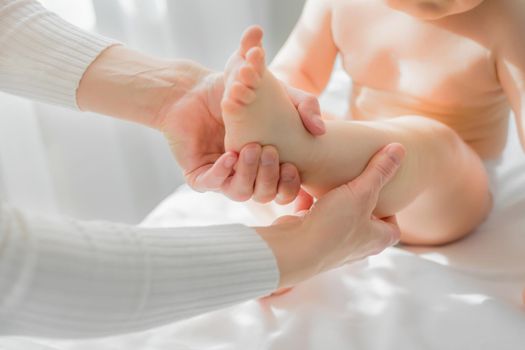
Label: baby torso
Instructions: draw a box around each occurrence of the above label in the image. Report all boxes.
[330,0,510,158]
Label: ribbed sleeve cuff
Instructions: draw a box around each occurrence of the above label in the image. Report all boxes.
[0,0,118,108]
[0,205,279,338]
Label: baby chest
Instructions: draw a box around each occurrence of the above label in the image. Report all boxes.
[332,3,500,105]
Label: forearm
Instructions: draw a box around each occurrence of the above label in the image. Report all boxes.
[0,0,214,128]
[77,45,215,129]
[0,204,278,338]
[270,0,337,96]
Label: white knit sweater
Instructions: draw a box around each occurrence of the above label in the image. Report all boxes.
[0,0,279,338]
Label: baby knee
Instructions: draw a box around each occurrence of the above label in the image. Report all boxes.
[401,115,459,142]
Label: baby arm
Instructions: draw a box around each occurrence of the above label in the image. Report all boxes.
[271,0,338,95]
[495,1,525,304]
[496,5,525,152]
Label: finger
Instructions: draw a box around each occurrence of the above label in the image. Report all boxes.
[348,143,406,209]
[222,144,261,201]
[253,146,280,203]
[275,163,301,204]
[285,85,325,135]
[369,217,402,254]
[294,189,314,212]
[189,152,237,192]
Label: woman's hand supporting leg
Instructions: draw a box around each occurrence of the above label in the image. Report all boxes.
[257,144,405,288]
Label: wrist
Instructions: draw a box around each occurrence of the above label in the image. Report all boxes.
[77,45,216,128]
[255,219,318,289]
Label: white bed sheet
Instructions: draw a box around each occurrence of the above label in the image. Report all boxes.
[3,70,525,350]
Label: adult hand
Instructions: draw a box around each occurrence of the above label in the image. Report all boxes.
[257,143,405,288]
[157,64,325,203]
[78,45,324,204]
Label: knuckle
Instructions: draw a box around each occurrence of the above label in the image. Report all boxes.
[237,167,257,183]
[231,193,251,202]
[257,174,279,191]
[263,144,279,155]
[344,182,369,202]
[373,161,395,184]
[260,151,277,167]
[228,187,253,202]
[253,193,274,204]
[259,174,279,187]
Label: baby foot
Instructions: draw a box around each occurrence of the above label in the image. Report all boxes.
[221,26,265,124]
[221,26,312,158]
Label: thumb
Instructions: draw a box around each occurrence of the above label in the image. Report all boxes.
[369,215,401,253]
[348,143,406,209]
[284,85,325,135]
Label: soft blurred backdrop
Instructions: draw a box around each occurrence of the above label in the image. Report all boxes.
[0,0,305,223]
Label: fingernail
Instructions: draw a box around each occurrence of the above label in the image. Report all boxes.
[224,154,237,168]
[282,170,296,182]
[244,147,259,165]
[384,144,404,166]
[261,151,276,166]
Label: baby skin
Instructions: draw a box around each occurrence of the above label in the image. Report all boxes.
[221,27,491,246]
[264,0,525,246]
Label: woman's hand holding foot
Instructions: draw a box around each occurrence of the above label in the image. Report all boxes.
[77,44,325,204]
[257,143,406,289]
[152,64,323,204]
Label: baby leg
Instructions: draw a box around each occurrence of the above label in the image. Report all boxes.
[222,27,491,245]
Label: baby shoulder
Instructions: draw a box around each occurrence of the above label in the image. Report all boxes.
[482,0,525,51]
[492,0,525,31]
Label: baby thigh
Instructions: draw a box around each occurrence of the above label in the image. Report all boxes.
[392,118,492,246]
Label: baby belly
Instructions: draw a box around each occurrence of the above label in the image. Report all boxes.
[348,85,511,159]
